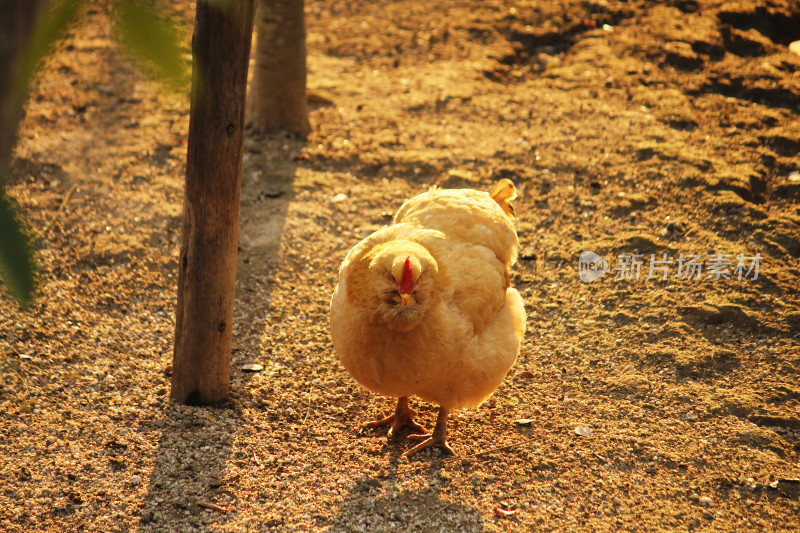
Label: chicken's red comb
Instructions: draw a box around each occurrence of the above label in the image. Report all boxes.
[400,256,414,294]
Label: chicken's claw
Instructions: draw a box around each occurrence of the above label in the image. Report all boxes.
[402,433,455,459]
[401,406,454,460]
[363,396,428,438]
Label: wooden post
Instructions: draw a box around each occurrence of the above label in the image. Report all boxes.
[246,0,309,136]
[172,0,255,405]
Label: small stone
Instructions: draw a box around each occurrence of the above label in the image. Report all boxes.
[331,193,348,203]
[515,419,535,426]
[131,475,141,486]
[241,364,263,372]
[574,426,593,437]
[698,496,713,506]
[790,41,800,57]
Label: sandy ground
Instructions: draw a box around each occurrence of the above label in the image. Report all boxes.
[2,0,800,531]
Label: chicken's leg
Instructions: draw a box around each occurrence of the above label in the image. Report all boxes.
[402,406,455,459]
[363,396,428,438]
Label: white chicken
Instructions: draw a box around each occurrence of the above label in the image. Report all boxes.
[329,179,526,459]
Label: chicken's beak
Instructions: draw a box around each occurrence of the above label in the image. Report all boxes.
[400,293,411,306]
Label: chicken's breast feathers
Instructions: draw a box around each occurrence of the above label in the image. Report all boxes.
[330,180,526,411]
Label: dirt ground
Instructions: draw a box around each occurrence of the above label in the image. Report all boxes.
[2,0,800,531]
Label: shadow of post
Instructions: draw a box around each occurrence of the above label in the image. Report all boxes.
[229,133,299,392]
[138,133,298,531]
[137,404,238,531]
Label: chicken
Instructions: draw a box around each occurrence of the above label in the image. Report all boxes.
[329,179,526,459]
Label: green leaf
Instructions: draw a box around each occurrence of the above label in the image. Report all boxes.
[0,189,36,309]
[114,0,190,91]
[12,0,84,105]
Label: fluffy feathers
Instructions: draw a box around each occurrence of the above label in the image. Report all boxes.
[329,180,526,456]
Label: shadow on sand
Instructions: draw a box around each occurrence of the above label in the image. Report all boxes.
[138,133,299,531]
[329,452,485,532]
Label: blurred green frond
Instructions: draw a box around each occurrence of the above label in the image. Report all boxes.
[0,189,36,309]
[114,0,190,92]
[12,0,84,105]
[1,0,81,309]
[1,0,189,308]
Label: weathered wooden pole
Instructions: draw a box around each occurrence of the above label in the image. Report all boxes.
[172,0,255,405]
[246,0,309,136]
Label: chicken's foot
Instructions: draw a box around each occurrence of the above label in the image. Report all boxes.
[363,396,428,438]
[402,406,455,459]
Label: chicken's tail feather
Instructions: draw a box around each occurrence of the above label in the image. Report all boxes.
[489,179,517,217]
